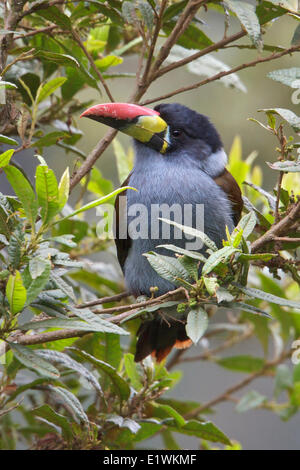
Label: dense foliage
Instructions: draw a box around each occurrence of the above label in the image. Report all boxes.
[0,0,299,450]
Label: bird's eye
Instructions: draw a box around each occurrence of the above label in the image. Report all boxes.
[172,129,182,137]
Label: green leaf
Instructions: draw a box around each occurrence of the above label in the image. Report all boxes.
[20,317,127,335]
[36,349,102,396]
[0,149,14,168]
[0,80,18,90]
[36,6,72,30]
[217,355,265,373]
[122,1,136,24]
[267,159,300,173]
[225,0,262,48]
[236,211,257,239]
[268,67,300,88]
[57,186,135,222]
[186,307,208,344]
[164,22,213,50]
[157,244,207,262]
[47,385,89,425]
[124,353,143,391]
[234,284,300,310]
[167,420,231,445]
[258,108,300,132]
[274,365,293,398]
[137,1,154,30]
[32,131,68,149]
[236,390,266,412]
[69,348,130,401]
[256,1,287,25]
[58,167,70,210]
[152,402,186,427]
[33,404,73,442]
[24,261,51,306]
[67,305,129,336]
[0,135,18,146]
[202,246,239,275]
[143,252,192,285]
[37,50,79,68]
[9,342,59,379]
[4,165,38,227]
[35,163,60,225]
[95,55,123,72]
[36,77,67,105]
[159,217,218,251]
[6,271,27,314]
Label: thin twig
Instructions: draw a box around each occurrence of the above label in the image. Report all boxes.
[141,45,300,105]
[71,29,115,103]
[184,349,292,418]
[153,30,246,80]
[251,200,300,253]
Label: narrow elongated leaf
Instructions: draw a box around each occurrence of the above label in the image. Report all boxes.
[4,165,38,226]
[25,261,51,306]
[124,353,143,391]
[36,77,67,104]
[202,246,239,275]
[157,244,207,262]
[152,403,186,427]
[47,385,89,425]
[58,186,135,222]
[32,132,68,148]
[0,135,18,146]
[6,271,27,314]
[259,108,300,132]
[236,390,266,412]
[36,6,72,30]
[268,67,300,88]
[143,252,192,285]
[159,217,218,251]
[217,355,265,373]
[236,211,257,239]
[69,348,130,401]
[36,350,102,396]
[58,167,70,210]
[9,342,59,378]
[167,420,231,445]
[33,404,73,441]
[67,305,129,335]
[36,163,60,225]
[0,149,14,167]
[235,284,300,310]
[50,270,75,301]
[225,0,262,48]
[186,307,208,344]
[37,51,79,68]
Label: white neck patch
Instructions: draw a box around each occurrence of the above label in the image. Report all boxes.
[205,148,227,178]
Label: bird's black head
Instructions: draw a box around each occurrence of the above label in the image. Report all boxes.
[154,103,223,154]
[80,101,227,177]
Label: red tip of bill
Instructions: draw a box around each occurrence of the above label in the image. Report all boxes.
[80,102,159,120]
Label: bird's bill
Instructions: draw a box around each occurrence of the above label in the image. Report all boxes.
[80,103,170,153]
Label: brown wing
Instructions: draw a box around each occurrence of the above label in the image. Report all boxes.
[214,168,243,226]
[114,173,132,271]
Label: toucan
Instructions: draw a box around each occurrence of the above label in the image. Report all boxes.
[81,102,243,362]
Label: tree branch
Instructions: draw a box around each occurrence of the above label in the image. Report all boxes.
[184,349,292,418]
[251,200,300,253]
[141,45,300,105]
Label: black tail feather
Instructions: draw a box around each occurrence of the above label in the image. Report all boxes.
[134,317,192,362]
